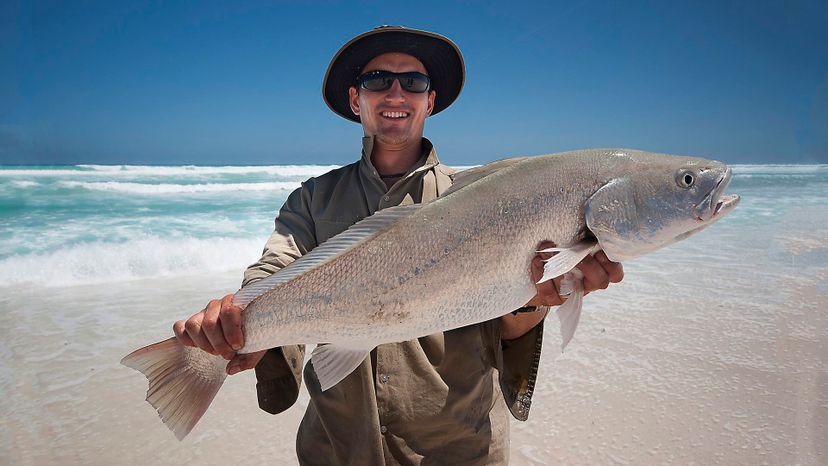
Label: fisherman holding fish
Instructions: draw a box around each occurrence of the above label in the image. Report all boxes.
[170,26,623,463]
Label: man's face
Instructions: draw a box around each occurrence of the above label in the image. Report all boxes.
[348,53,436,147]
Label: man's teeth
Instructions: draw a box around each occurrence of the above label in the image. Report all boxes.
[382,111,408,118]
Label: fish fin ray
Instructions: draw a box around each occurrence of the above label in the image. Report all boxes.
[310,344,372,391]
[557,270,585,351]
[537,241,598,283]
[537,247,568,253]
[442,156,530,197]
[234,204,423,306]
[121,337,227,440]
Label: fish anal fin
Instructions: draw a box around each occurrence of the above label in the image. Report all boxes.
[310,344,373,391]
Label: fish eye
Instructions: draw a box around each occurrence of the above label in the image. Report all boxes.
[676,170,695,188]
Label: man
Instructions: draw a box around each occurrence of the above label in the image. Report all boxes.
[173,26,623,464]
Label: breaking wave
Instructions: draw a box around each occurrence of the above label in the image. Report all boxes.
[0,164,341,178]
[57,180,300,194]
[0,236,264,287]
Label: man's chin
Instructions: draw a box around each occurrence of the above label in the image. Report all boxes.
[375,132,415,147]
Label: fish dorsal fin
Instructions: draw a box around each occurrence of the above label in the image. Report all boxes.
[234,203,423,306]
[442,156,529,197]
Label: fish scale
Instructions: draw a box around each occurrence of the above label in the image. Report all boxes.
[242,162,592,350]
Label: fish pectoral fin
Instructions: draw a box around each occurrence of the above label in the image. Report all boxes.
[311,344,373,391]
[557,269,585,352]
[537,240,598,283]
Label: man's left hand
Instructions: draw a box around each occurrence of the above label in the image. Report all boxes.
[525,240,624,307]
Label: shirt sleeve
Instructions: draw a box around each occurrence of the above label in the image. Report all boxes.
[242,182,317,415]
[242,181,317,287]
[483,315,545,421]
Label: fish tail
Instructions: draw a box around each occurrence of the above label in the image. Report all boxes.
[121,337,228,440]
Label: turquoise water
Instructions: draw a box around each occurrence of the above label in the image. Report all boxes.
[1,163,826,286]
[0,164,338,285]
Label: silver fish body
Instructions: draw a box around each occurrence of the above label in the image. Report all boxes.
[122,148,740,440]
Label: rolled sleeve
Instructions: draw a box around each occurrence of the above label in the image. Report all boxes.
[255,345,306,414]
[484,317,545,421]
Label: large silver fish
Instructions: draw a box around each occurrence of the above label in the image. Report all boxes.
[122,149,739,439]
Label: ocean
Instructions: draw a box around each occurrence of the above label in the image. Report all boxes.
[1,163,826,464]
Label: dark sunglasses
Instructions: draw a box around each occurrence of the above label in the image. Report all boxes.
[356,70,431,93]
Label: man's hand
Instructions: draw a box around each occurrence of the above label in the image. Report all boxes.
[172,293,266,375]
[526,240,624,307]
[501,241,624,340]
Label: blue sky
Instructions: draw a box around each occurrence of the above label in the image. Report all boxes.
[2,0,827,165]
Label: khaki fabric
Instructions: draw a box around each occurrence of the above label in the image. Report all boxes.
[243,137,544,465]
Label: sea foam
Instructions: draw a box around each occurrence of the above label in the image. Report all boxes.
[0,165,341,178]
[0,236,264,287]
[58,180,301,194]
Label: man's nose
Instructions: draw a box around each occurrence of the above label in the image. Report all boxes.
[384,79,405,102]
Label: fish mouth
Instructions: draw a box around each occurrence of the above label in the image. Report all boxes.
[696,168,740,222]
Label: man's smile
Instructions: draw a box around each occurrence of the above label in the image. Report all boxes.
[381,111,409,119]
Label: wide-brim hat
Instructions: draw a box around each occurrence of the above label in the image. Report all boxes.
[323,25,465,123]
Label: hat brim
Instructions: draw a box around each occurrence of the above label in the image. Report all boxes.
[323,27,465,123]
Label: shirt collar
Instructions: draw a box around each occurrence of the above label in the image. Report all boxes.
[359,136,441,182]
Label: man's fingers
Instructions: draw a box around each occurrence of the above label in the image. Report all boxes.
[576,254,610,292]
[535,277,561,305]
[594,251,624,283]
[219,294,244,351]
[202,299,233,359]
[526,241,567,307]
[532,241,621,303]
[173,320,195,347]
[530,255,545,283]
[226,350,267,375]
[528,254,564,307]
[184,312,215,355]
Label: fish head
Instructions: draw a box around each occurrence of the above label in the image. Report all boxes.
[585,151,740,262]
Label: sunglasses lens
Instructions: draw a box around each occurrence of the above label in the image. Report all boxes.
[361,76,393,91]
[400,76,429,93]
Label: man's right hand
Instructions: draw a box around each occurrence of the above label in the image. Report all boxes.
[173,293,266,375]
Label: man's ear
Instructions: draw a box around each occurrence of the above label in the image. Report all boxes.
[426,90,436,116]
[348,86,360,116]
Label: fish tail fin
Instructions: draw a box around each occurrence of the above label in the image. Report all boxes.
[121,337,228,440]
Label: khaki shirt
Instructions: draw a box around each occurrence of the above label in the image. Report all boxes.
[243,137,544,465]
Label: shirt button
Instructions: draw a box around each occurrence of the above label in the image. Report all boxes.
[379,374,389,383]
[380,425,388,434]
[383,195,390,201]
